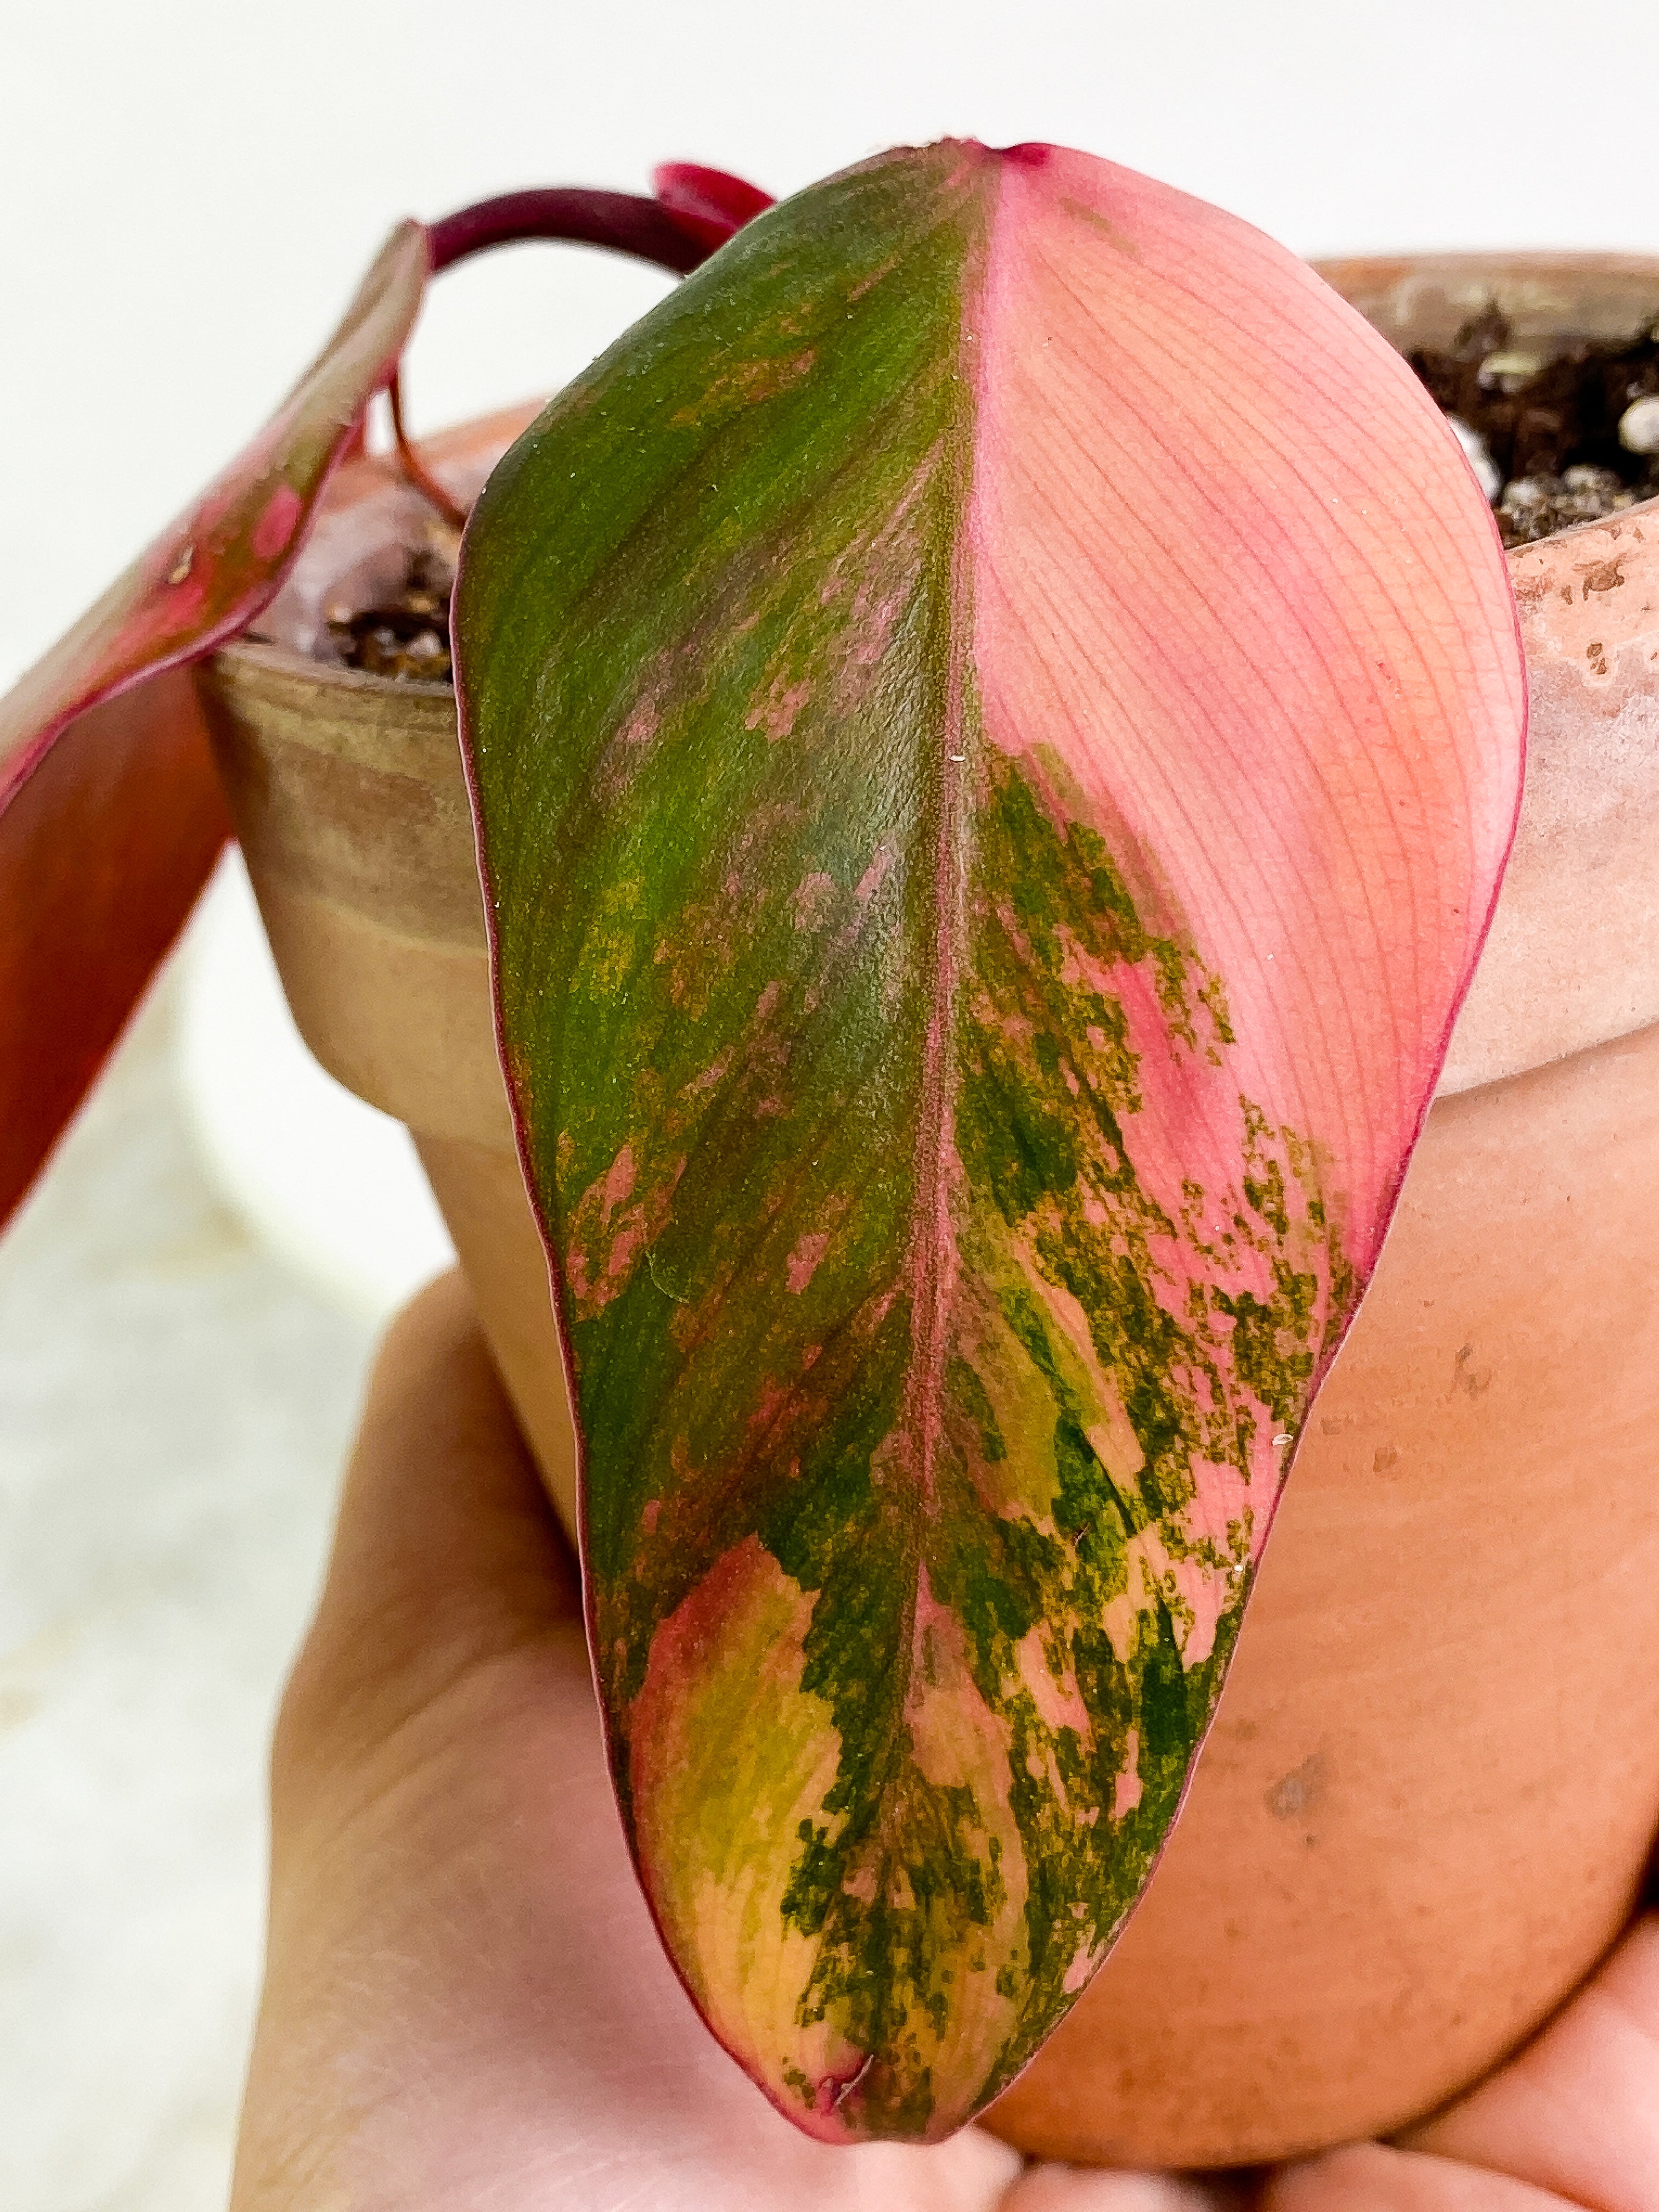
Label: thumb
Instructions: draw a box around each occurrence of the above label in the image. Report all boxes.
[278,1269,584,1778]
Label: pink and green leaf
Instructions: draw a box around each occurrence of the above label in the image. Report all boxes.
[464,137,1532,2134]
[456,140,1525,2140]
[0,221,428,1223]
[0,164,771,1231]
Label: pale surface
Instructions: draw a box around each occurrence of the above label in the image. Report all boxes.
[0,969,375,2212]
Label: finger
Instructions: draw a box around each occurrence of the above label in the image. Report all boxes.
[1398,1909,1659,2211]
[1263,2141,1575,2210]
[280,1269,582,1762]
[1001,2167,1243,2211]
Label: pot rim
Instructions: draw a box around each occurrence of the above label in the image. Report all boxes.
[206,252,1659,1109]
[221,244,1659,694]
[227,633,454,699]
[1312,245,1659,282]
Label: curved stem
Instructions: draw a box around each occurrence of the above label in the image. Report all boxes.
[387,371,468,530]
[391,188,722,523]
[426,187,713,279]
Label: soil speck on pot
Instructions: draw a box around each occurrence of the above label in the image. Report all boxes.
[1266,1751,1329,1822]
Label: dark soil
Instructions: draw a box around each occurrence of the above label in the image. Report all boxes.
[326,543,456,683]
[1410,304,1659,544]
[321,307,1659,685]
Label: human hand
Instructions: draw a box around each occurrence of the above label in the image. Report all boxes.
[230,1273,1658,2210]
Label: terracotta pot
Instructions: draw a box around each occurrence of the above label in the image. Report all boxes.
[195,255,1659,2168]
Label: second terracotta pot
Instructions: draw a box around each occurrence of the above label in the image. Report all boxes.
[197,255,1659,2166]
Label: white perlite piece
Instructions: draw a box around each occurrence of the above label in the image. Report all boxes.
[1448,415,1502,503]
[1618,394,1659,456]
[1477,350,1544,391]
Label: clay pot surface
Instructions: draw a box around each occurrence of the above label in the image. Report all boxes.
[196,258,1659,2166]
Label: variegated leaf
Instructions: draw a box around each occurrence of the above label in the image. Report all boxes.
[0,222,428,1223]
[455,140,1525,2140]
[0,163,768,1230]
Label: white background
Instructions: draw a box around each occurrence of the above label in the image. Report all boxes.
[2,4,1658,2207]
[5,0,1659,683]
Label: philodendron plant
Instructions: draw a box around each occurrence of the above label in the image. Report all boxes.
[0,142,1525,2142]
